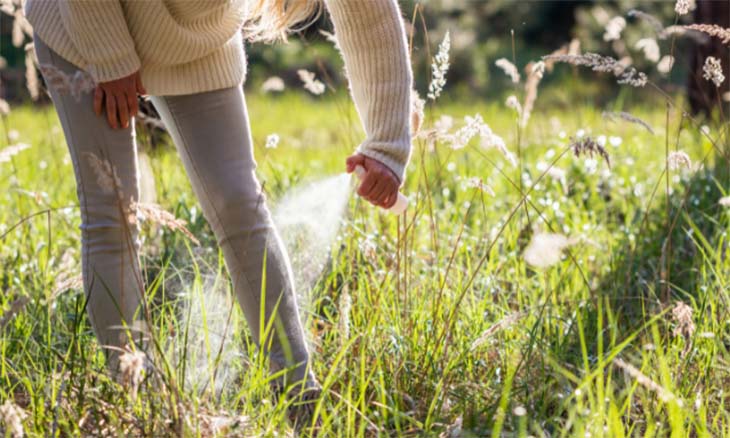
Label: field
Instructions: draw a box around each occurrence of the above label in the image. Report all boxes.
[1,79,728,438]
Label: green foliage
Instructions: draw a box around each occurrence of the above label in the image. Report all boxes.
[1,80,728,436]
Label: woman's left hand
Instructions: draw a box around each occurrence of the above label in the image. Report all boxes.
[346,154,400,209]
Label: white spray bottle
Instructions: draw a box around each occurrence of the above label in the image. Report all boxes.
[353,165,408,215]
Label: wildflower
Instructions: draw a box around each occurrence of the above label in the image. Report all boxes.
[675,0,696,16]
[261,76,285,93]
[265,133,280,149]
[513,406,527,417]
[0,143,30,163]
[523,232,576,268]
[719,196,730,207]
[411,90,425,135]
[604,16,626,41]
[495,58,520,83]
[505,95,522,117]
[428,31,450,100]
[602,111,655,134]
[636,38,660,63]
[684,24,730,44]
[119,348,145,400]
[0,400,26,438]
[570,136,611,168]
[464,177,495,196]
[544,53,647,87]
[435,115,454,134]
[657,55,675,74]
[703,57,725,87]
[667,151,691,170]
[297,69,325,95]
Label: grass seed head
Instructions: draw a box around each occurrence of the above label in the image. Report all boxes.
[428,31,451,100]
[0,400,27,438]
[703,56,725,87]
[570,136,611,169]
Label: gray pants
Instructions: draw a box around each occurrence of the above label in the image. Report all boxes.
[34,37,316,390]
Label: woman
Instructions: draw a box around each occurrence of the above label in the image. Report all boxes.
[24,0,412,424]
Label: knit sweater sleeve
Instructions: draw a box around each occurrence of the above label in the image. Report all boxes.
[324,0,413,182]
[57,1,140,82]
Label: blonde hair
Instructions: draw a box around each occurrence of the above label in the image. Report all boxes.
[246,0,323,42]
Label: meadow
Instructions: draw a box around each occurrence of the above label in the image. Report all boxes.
[2,77,728,437]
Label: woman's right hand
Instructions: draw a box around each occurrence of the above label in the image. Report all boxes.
[93,71,146,130]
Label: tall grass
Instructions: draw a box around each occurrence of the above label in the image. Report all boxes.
[1,1,730,437]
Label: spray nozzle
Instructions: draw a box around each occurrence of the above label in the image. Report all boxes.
[353,165,408,215]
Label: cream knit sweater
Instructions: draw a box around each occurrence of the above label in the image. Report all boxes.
[24,0,413,180]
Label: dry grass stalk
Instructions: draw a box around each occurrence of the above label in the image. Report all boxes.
[411,90,425,135]
[24,45,40,101]
[85,152,123,197]
[521,61,545,127]
[38,64,96,102]
[428,31,450,100]
[684,24,730,44]
[132,202,200,245]
[0,295,30,330]
[570,136,611,168]
[118,348,145,400]
[0,98,9,116]
[495,58,521,84]
[543,53,647,87]
[471,312,524,350]
[672,302,695,339]
[613,358,681,405]
[602,111,655,134]
[628,9,664,35]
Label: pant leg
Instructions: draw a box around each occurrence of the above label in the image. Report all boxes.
[149,87,317,390]
[33,37,145,370]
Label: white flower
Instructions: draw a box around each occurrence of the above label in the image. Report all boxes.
[495,58,521,83]
[609,136,623,147]
[505,95,523,116]
[657,56,675,74]
[435,115,454,133]
[261,76,285,93]
[636,38,660,63]
[603,16,626,42]
[523,233,576,268]
[0,401,26,438]
[428,31,451,100]
[265,134,280,149]
[703,57,725,87]
[719,196,730,207]
[297,69,326,95]
[675,0,696,15]
[0,143,31,164]
[667,151,691,170]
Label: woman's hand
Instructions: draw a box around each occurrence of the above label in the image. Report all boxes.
[346,154,400,209]
[93,71,146,130]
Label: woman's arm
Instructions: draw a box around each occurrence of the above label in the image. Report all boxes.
[325,0,414,186]
[58,0,141,83]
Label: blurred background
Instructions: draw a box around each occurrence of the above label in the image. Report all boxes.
[1,0,728,114]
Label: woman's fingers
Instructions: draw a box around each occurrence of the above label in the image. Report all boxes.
[357,172,378,198]
[116,93,130,129]
[93,87,104,116]
[126,90,138,118]
[105,91,118,129]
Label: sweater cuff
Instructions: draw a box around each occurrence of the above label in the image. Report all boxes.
[356,141,410,184]
[85,50,142,83]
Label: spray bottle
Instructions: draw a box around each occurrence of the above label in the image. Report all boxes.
[353,165,408,215]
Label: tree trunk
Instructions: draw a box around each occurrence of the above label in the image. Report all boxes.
[688,0,730,116]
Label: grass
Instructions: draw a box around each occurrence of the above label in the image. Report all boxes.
[1,86,729,437]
